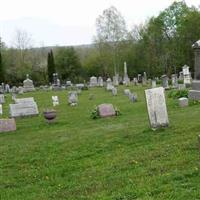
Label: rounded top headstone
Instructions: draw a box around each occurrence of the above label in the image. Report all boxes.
[192,40,200,49]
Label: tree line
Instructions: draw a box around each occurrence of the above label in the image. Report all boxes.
[0,1,200,85]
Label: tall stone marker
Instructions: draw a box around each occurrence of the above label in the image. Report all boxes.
[145,87,169,129]
[189,40,200,100]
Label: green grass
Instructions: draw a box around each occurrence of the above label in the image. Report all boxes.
[0,86,200,200]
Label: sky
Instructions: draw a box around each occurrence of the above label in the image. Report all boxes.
[0,0,199,47]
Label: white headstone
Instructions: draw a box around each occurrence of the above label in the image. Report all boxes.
[90,76,98,87]
[52,96,59,106]
[145,87,169,129]
[14,97,35,104]
[0,94,5,104]
[112,87,117,96]
[68,92,78,106]
[0,104,2,115]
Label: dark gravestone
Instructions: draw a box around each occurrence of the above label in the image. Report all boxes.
[0,119,16,133]
[189,40,200,100]
[98,104,116,118]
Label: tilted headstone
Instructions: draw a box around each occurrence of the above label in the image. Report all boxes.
[98,104,116,118]
[145,87,169,129]
[0,94,5,104]
[9,102,39,118]
[189,40,200,100]
[23,74,35,92]
[0,119,16,133]
[52,96,59,106]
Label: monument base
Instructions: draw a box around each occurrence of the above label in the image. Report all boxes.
[189,90,200,100]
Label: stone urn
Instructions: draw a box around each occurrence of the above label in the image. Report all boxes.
[43,110,56,123]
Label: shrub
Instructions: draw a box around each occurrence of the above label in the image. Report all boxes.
[168,89,188,99]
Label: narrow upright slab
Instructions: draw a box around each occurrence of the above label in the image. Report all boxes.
[0,94,5,104]
[9,102,39,118]
[98,104,116,118]
[0,119,16,133]
[145,87,169,129]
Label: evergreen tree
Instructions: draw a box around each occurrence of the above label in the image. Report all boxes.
[47,49,56,83]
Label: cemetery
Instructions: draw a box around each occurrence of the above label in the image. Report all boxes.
[1,1,200,200]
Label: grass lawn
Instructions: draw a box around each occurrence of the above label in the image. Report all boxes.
[0,85,200,200]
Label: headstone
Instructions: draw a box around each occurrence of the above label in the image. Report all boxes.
[138,74,142,83]
[145,87,169,129]
[52,73,61,90]
[0,119,16,133]
[68,91,78,106]
[98,104,116,118]
[171,74,178,88]
[189,40,200,100]
[124,89,131,96]
[90,76,98,87]
[182,65,191,86]
[9,102,39,118]
[5,84,10,93]
[129,93,137,102]
[179,71,184,80]
[23,74,35,92]
[0,104,2,115]
[14,97,35,104]
[66,81,72,87]
[0,94,5,104]
[112,87,117,96]
[113,75,119,86]
[97,77,104,87]
[76,83,84,89]
[52,96,59,106]
[161,75,169,89]
[178,84,186,90]
[18,86,24,94]
[133,78,138,86]
[142,72,147,85]
[106,78,114,91]
[151,80,157,88]
[123,62,130,85]
[179,97,188,107]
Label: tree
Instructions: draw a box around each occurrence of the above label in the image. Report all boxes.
[55,47,82,82]
[47,50,56,83]
[0,51,4,83]
[95,6,127,76]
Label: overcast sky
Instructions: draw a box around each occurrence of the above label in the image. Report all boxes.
[0,0,199,47]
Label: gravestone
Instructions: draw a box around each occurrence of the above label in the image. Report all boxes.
[124,89,131,96]
[0,119,16,133]
[113,75,119,86]
[106,78,114,91]
[179,97,188,107]
[18,86,24,94]
[98,104,116,118]
[171,74,178,88]
[0,94,5,104]
[129,93,137,102]
[0,104,2,115]
[76,83,84,89]
[142,72,147,85]
[123,62,130,85]
[90,76,98,87]
[182,65,191,87]
[52,73,61,90]
[178,84,186,90]
[189,40,200,100]
[66,81,72,87]
[14,97,35,104]
[138,74,142,83]
[151,80,156,88]
[5,84,10,93]
[161,75,169,89]
[179,71,184,80]
[23,74,35,92]
[133,78,138,86]
[145,87,169,129]
[112,87,117,96]
[9,102,39,118]
[52,96,59,106]
[98,77,104,87]
[68,91,78,106]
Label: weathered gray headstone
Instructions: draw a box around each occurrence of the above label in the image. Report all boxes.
[171,74,178,88]
[145,87,169,129]
[98,104,116,118]
[0,104,2,115]
[0,119,16,133]
[23,74,35,92]
[0,94,5,104]
[161,75,169,89]
[151,80,156,88]
[9,102,39,118]
[68,91,78,106]
[90,76,98,87]
[106,78,114,91]
[179,97,188,107]
[97,77,104,87]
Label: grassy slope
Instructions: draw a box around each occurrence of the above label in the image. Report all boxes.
[0,86,200,200]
